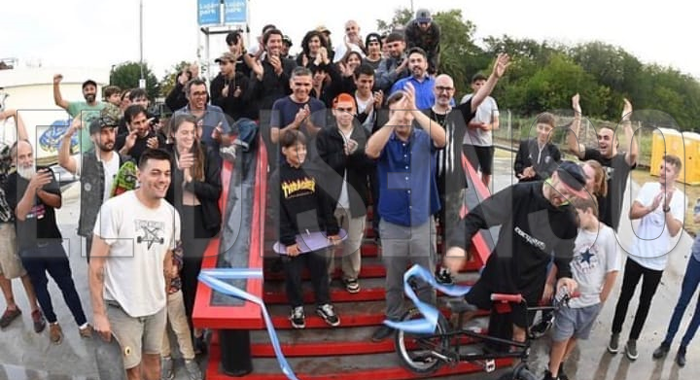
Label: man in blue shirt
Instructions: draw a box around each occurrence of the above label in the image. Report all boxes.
[366,82,446,342]
[389,48,451,111]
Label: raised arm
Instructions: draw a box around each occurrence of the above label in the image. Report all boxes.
[467,54,510,114]
[621,99,638,167]
[567,93,586,159]
[52,74,70,111]
[0,109,28,140]
[58,118,80,174]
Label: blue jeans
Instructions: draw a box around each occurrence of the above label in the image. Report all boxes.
[19,242,87,326]
[663,254,700,347]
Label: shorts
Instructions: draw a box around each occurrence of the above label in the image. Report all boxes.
[0,223,25,279]
[107,301,167,370]
[463,145,494,175]
[552,303,602,342]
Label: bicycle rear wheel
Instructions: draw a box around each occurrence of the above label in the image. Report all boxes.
[394,308,450,374]
[497,363,538,380]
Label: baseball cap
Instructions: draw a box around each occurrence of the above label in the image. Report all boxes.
[416,9,432,23]
[82,79,97,90]
[555,161,589,199]
[316,25,331,35]
[282,35,293,47]
[89,106,120,134]
[365,33,382,48]
[215,52,237,63]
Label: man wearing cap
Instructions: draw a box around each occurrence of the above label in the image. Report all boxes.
[375,32,409,92]
[334,20,366,64]
[52,74,105,153]
[444,161,586,345]
[405,9,441,74]
[281,35,294,60]
[58,105,132,261]
[211,52,255,121]
[363,33,384,71]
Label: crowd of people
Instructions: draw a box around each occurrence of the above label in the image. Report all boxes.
[0,8,698,380]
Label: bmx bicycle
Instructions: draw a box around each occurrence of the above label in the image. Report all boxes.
[394,286,574,380]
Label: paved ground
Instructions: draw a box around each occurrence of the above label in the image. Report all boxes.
[0,154,698,379]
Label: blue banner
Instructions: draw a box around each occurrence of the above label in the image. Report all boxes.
[224,0,246,24]
[198,0,221,26]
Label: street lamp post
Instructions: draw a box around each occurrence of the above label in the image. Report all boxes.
[139,0,146,89]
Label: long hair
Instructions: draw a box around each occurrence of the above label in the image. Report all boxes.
[169,114,205,181]
[300,30,329,58]
[584,160,608,197]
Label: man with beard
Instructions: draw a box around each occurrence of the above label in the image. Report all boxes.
[58,112,132,261]
[568,95,638,231]
[248,28,297,113]
[375,32,409,92]
[404,9,441,74]
[389,47,446,110]
[4,140,92,344]
[333,20,366,63]
[211,52,255,121]
[269,67,326,163]
[173,78,231,151]
[425,56,510,284]
[53,74,105,153]
[89,149,179,380]
[117,104,166,163]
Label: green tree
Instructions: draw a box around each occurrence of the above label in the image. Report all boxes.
[376,8,413,34]
[109,61,160,101]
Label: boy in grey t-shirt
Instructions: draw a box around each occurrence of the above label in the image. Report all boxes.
[544,197,620,380]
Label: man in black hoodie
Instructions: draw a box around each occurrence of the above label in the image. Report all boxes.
[445,161,586,345]
[316,93,374,293]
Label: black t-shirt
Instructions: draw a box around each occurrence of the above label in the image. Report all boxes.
[3,168,62,250]
[583,149,635,231]
[116,131,166,163]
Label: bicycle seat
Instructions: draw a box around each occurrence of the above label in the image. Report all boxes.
[447,299,479,313]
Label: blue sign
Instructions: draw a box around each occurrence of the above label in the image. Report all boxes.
[224,0,246,24]
[198,0,221,26]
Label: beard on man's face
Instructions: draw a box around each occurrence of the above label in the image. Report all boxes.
[17,164,36,180]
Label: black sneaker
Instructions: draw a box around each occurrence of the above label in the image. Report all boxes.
[676,346,686,367]
[531,311,554,339]
[316,304,340,327]
[542,369,558,380]
[653,342,671,359]
[371,325,394,342]
[289,306,305,329]
[557,363,569,380]
[436,267,454,285]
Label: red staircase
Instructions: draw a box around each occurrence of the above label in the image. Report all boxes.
[196,150,504,379]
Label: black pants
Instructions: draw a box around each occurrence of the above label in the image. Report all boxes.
[20,242,87,326]
[612,258,663,340]
[180,205,214,321]
[282,250,330,308]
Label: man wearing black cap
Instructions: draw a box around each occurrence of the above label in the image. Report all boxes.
[281,35,294,60]
[445,161,586,345]
[58,107,132,261]
[405,8,441,74]
[211,52,255,120]
[363,33,383,71]
[52,73,105,154]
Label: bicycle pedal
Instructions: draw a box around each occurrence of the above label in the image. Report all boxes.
[477,359,496,373]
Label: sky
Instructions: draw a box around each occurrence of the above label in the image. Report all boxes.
[2,0,698,81]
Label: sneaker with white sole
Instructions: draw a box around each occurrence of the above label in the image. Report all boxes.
[289,306,305,329]
[344,278,360,294]
[607,333,620,354]
[625,339,638,360]
[316,304,340,327]
[160,357,174,380]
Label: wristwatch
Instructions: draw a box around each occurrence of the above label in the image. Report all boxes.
[663,206,671,213]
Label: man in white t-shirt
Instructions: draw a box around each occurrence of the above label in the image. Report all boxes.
[58,108,131,262]
[334,20,366,63]
[461,73,499,188]
[89,149,180,379]
[545,197,620,380]
[609,154,686,360]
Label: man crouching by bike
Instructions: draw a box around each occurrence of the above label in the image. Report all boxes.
[444,161,585,348]
[542,197,620,380]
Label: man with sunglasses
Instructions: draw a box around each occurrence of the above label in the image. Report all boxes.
[405,8,441,75]
[444,161,585,347]
[59,106,132,261]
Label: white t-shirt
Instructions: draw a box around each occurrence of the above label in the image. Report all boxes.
[74,152,120,202]
[333,42,365,63]
[568,224,621,308]
[629,182,687,271]
[460,94,499,147]
[94,191,181,317]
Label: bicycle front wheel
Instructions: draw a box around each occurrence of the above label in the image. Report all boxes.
[394,308,450,374]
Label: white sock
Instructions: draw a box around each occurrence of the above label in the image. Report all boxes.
[79,322,88,330]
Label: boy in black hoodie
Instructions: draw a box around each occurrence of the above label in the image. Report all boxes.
[271,130,342,329]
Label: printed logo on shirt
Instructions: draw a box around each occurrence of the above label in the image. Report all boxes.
[27,204,47,220]
[281,177,316,199]
[514,226,546,252]
[572,245,601,274]
[134,220,166,249]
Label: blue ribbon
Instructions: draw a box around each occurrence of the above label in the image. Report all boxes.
[198,269,300,380]
[383,265,472,334]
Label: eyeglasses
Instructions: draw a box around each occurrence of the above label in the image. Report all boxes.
[335,107,354,113]
[435,86,454,92]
